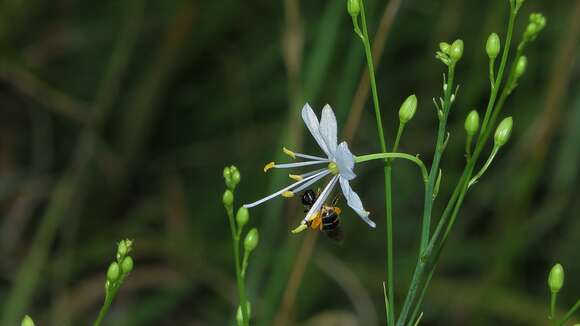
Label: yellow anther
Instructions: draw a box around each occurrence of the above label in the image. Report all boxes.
[281,191,294,198]
[328,162,339,175]
[282,147,296,159]
[291,224,308,234]
[289,174,303,181]
[263,161,275,172]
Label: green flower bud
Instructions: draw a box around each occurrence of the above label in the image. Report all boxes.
[347,0,360,17]
[121,256,134,274]
[117,239,133,259]
[231,169,241,186]
[223,190,234,207]
[524,13,546,41]
[486,33,500,59]
[107,262,120,283]
[449,39,464,62]
[464,110,480,136]
[236,302,252,326]
[548,263,564,293]
[236,207,249,229]
[398,94,418,124]
[21,315,35,326]
[439,42,451,54]
[494,117,513,147]
[223,166,232,181]
[515,56,527,78]
[244,228,259,253]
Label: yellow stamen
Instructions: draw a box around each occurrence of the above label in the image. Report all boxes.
[282,147,296,159]
[289,174,303,181]
[291,224,308,234]
[263,161,275,172]
[281,191,294,198]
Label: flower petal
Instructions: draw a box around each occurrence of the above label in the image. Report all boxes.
[302,103,331,157]
[304,176,339,221]
[244,169,328,208]
[273,160,329,169]
[319,105,338,158]
[339,177,375,228]
[292,170,330,193]
[335,141,356,180]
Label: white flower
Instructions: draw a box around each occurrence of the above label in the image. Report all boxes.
[244,103,375,229]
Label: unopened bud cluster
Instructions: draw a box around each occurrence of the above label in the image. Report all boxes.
[224,165,241,190]
[436,39,463,66]
[106,239,134,287]
[524,13,546,42]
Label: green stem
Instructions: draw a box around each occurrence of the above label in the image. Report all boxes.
[557,299,580,326]
[355,153,428,183]
[227,206,249,326]
[549,292,557,323]
[396,62,456,326]
[358,2,394,324]
[398,6,520,323]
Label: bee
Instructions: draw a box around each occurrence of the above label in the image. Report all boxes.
[299,189,344,242]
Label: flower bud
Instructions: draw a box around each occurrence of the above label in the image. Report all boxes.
[223,190,234,207]
[464,110,480,136]
[117,239,132,259]
[107,262,120,283]
[347,0,360,17]
[515,56,527,78]
[494,117,513,147]
[449,39,464,62]
[548,263,564,293]
[439,42,451,54]
[398,94,418,124]
[486,33,500,59]
[21,315,35,326]
[121,256,134,274]
[244,228,259,253]
[223,166,232,182]
[231,169,241,186]
[236,207,250,229]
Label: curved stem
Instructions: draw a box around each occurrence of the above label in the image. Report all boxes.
[468,146,500,188]
[356,153,428,182]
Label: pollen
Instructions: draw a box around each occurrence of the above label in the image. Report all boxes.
[328,162,339,175]
[281,191,294,198]
[263,161,275,172]
[282,147,296,159]
[289,174,303,181]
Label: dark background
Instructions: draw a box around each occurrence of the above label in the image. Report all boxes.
[0,0,578,325]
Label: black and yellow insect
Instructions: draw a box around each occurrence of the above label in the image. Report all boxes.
[300,189,344,241]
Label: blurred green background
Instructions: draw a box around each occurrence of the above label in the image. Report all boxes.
[0,0,578,325]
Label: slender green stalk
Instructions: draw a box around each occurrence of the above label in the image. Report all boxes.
[227,206,249,326]
[556,299,580,326]
[396,61,456,326]
[94,288,118,326]
[358,2,395,324]
[549,292,557,324]
[400,6,520,322]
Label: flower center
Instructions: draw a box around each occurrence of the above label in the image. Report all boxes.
[328,162,339,175]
